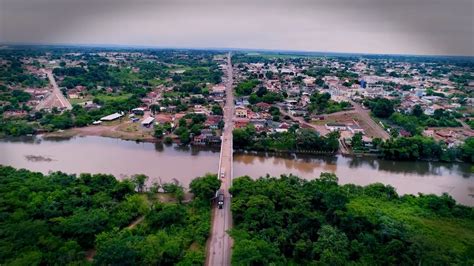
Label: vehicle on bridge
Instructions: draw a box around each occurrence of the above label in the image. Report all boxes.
[220,168,225,178]
[216,190,224,209]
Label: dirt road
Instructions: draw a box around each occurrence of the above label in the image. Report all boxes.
[350,100,390,140]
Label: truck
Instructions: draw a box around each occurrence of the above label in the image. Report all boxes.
[216,190,224,209]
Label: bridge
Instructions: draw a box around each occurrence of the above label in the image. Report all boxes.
[207,53,234,266]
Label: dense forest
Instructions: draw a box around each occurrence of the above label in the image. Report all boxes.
[230,174,474,265]
[0,166,220,265]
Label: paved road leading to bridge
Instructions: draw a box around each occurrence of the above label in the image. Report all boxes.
[207,53,234,266]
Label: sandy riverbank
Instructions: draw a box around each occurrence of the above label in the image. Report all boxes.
[43,121,157,142]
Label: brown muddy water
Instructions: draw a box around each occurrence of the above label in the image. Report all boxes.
[1,136,472,206]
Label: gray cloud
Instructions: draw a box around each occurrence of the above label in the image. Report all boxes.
[0,0,473,55]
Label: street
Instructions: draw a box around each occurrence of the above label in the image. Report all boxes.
[349,100,390,140]
[36,69,72,111]
[207,53,234,266]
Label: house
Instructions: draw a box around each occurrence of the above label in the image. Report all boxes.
[132,107,145,115]
[100,112,123,121]
[193,134,207,145]
[348,124,364,134]
[211,85,226,96]
[234,118,250,128]
[235,106,248,118]
[275,123,290,133]
[399,129,412,137]
[325,123,347,131]
[289,109,307,117]
[141,117,155,127]
[193,129,221,145]
[256,102,271,111]
[250,119,267,131]
[205,115,222,129]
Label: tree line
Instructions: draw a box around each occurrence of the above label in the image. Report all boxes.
[0,166,221,265]
[234,126,340,153]
[230,173,474,265]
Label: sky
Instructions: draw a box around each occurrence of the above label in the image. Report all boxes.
[1,0,473,56]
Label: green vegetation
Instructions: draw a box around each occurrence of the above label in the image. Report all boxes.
[230,173,474,265]
[0,85,32,111]
[375,135,473,163]
[366,99,461,135]
[248,86,284,104]
[0,166,218,265]
[364,98,395,118]
[467,119,474,130]
[234,125,340,153]
[308,92,351,114]
[389,106,461,135]
[0,89,143,136]
[173,113,209,144]
[0,58,47,88]
[235,79,260,96]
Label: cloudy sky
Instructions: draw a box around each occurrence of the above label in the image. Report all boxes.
[1,0,473,55]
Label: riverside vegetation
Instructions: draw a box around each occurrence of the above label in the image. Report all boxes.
[230,174,474,265]
[0,166,220,265]
[1,166,473,265]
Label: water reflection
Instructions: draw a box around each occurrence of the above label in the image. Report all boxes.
[0,136,472,206]
[233,152,473,206]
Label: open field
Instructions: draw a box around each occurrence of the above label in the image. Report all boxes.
[312,111,387,139]
[44,119,155,142]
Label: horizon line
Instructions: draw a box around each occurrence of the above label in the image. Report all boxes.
[1,42,474,59]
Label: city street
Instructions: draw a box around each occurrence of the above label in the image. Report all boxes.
[36,69,72,111]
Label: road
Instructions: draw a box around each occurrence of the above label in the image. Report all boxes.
[350,100,390,140]
[207,53,234,266]
[36,69,72,111]
[278,107,330,135]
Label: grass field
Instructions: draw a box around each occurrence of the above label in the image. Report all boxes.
[347,197,474,259]
[94,93,133,102]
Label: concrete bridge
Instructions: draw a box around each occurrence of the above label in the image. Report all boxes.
[207,53,234,266]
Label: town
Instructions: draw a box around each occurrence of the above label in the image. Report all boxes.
[1,47,473,161]
[1,48,474,266]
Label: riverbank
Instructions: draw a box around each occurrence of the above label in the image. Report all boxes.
[1,135,472,205]
[43,123,157,142]
[24,127,474,168]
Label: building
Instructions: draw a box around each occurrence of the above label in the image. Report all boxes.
[235,106,248,118]
[100,112,123,121]
[132,107,145,115]
[325,123,347,131]
[141,117,155,127]
[348,124,364,134]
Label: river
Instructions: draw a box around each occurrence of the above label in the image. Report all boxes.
[1,136,472,206]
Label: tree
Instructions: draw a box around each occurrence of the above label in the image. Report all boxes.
[211,105,223,115]
[314,226,349,265]
[162,183,185,203]
[372,98,394,118]
[351,132,363,150]
[179,129,190,144]
[147,204,186,229]
[461,137,474,163]
[132,174,148,193]
[154,124,164,138]
[412,104,423,117]
[232,239,281,265]
[265,71,273,79]
[189,174,221,200]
